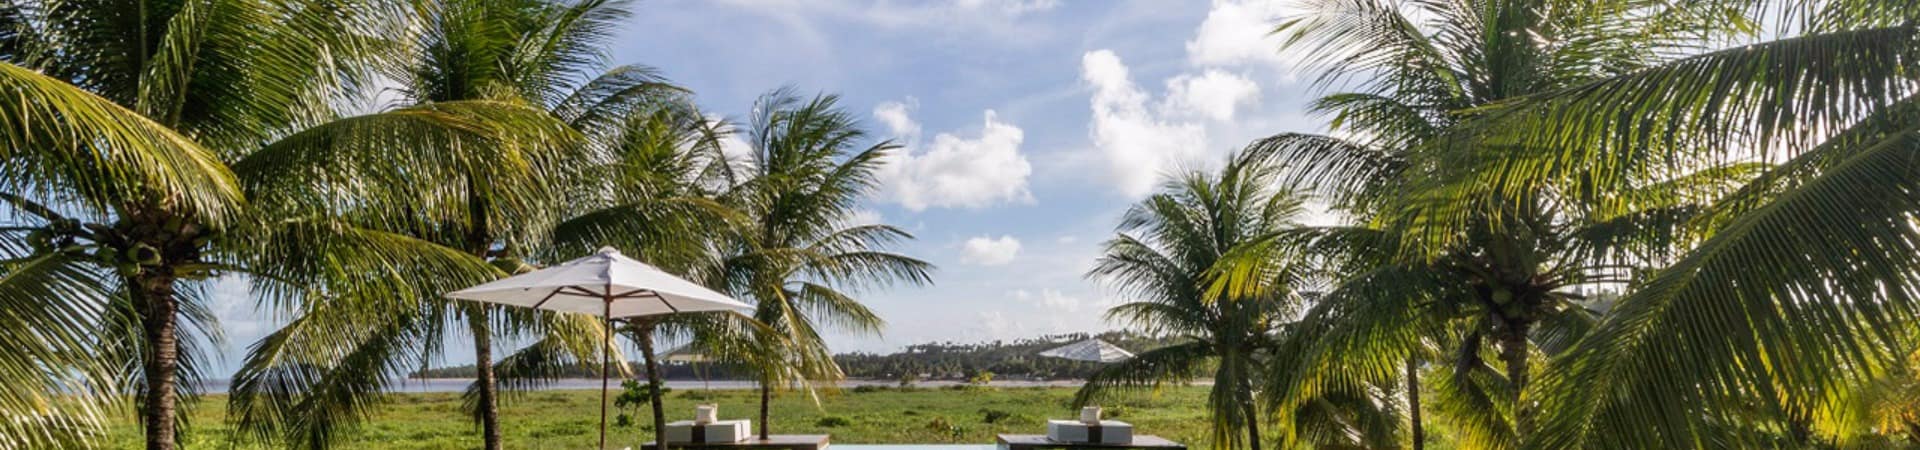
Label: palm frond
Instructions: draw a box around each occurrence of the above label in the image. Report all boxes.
[1266,265,1444,424]
[1529,125,1920,449]
[1073,341,1215,407]
[0,62,240,223]
[1467,25,1920,199]
[0,251,116,449]
[227,306,446,450]
[462,313,607,419]
[551,64,685,132]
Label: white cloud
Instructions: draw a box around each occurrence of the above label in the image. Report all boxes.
[971,310,1017,341]
[1165,70,1261,121]
[1036,289,1086,312]
[1082,50,1209,198]
[1186,0,1293,71]
[843,208,884,227]
[960,235,1022,266]
[1011,287,1115,314]
[710,0,1055,39]
[704,115,758,174]
[874,101,1035,211]
[955,0,1059,15]
[1075,0,1320,199]
[873,100,921,137]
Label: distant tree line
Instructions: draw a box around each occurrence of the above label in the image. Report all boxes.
[836,331,1179,381]
[412,331,1182,381]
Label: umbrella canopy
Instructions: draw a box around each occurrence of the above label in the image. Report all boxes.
[445,246,750,450]
[1039,338,1135,363]
[447,246,751,317]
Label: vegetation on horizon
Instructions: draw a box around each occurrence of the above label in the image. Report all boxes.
[413,331,1182,381]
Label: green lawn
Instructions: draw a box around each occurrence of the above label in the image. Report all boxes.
[105,386,1216,449]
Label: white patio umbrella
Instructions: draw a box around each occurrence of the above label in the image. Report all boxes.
[1039,338,1135,363]
[447,246,752,450]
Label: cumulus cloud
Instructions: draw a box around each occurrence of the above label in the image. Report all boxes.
[873,100,921,137]
[960,235,1022,266]
[1165,70,1261,121]
[874,100,1035,211]
[971,310,1017,341]
[1186,0,1293,70]
[1041,289,1085,312]
[1083,50,1210,198]
[1077,1,1312,199]
[1012,287,1115,314]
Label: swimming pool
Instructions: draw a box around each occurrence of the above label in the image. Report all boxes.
[836,445,996,450]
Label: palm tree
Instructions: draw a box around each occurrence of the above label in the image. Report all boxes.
[510,105,746,450]
[1230,0,1759,444]
[703,89,933,439]
[1406,1,1920,447]
[0,1,569,449]
[225,1,688,448]
[1257,0,1920,447]
[385,2,681,444]
[1076,150,1313,450]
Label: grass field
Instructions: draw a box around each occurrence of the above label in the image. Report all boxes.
[104,385,1216,449]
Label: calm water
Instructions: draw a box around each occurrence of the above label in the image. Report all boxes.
[194,378,1092,394]
[839,446,995,450]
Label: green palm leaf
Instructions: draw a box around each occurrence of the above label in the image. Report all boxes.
[1528,124,1920,448]
[0,62,240,223]
[0,251,116,449]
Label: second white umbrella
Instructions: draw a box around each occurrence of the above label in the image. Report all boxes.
[447,246,752,450]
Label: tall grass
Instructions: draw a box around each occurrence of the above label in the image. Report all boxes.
[104,386,1217,449]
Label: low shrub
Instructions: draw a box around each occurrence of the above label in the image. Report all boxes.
[815,415,854,427]
[925,417,967,439]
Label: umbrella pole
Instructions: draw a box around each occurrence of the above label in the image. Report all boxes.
[600,301,611,450]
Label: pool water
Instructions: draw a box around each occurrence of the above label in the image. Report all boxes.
[837,445,996,450]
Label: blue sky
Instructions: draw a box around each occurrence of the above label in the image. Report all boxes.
[209,0,1331,372]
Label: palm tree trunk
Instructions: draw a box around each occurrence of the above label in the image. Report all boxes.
[635,321,668,450]
[136,271,179,450]
[469,309,502,450]
[1243,396,1262,450]
[1406,357,1424,450]
[758,381,771,440]
[1499,323,1531,441]
[463,183,502,450]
